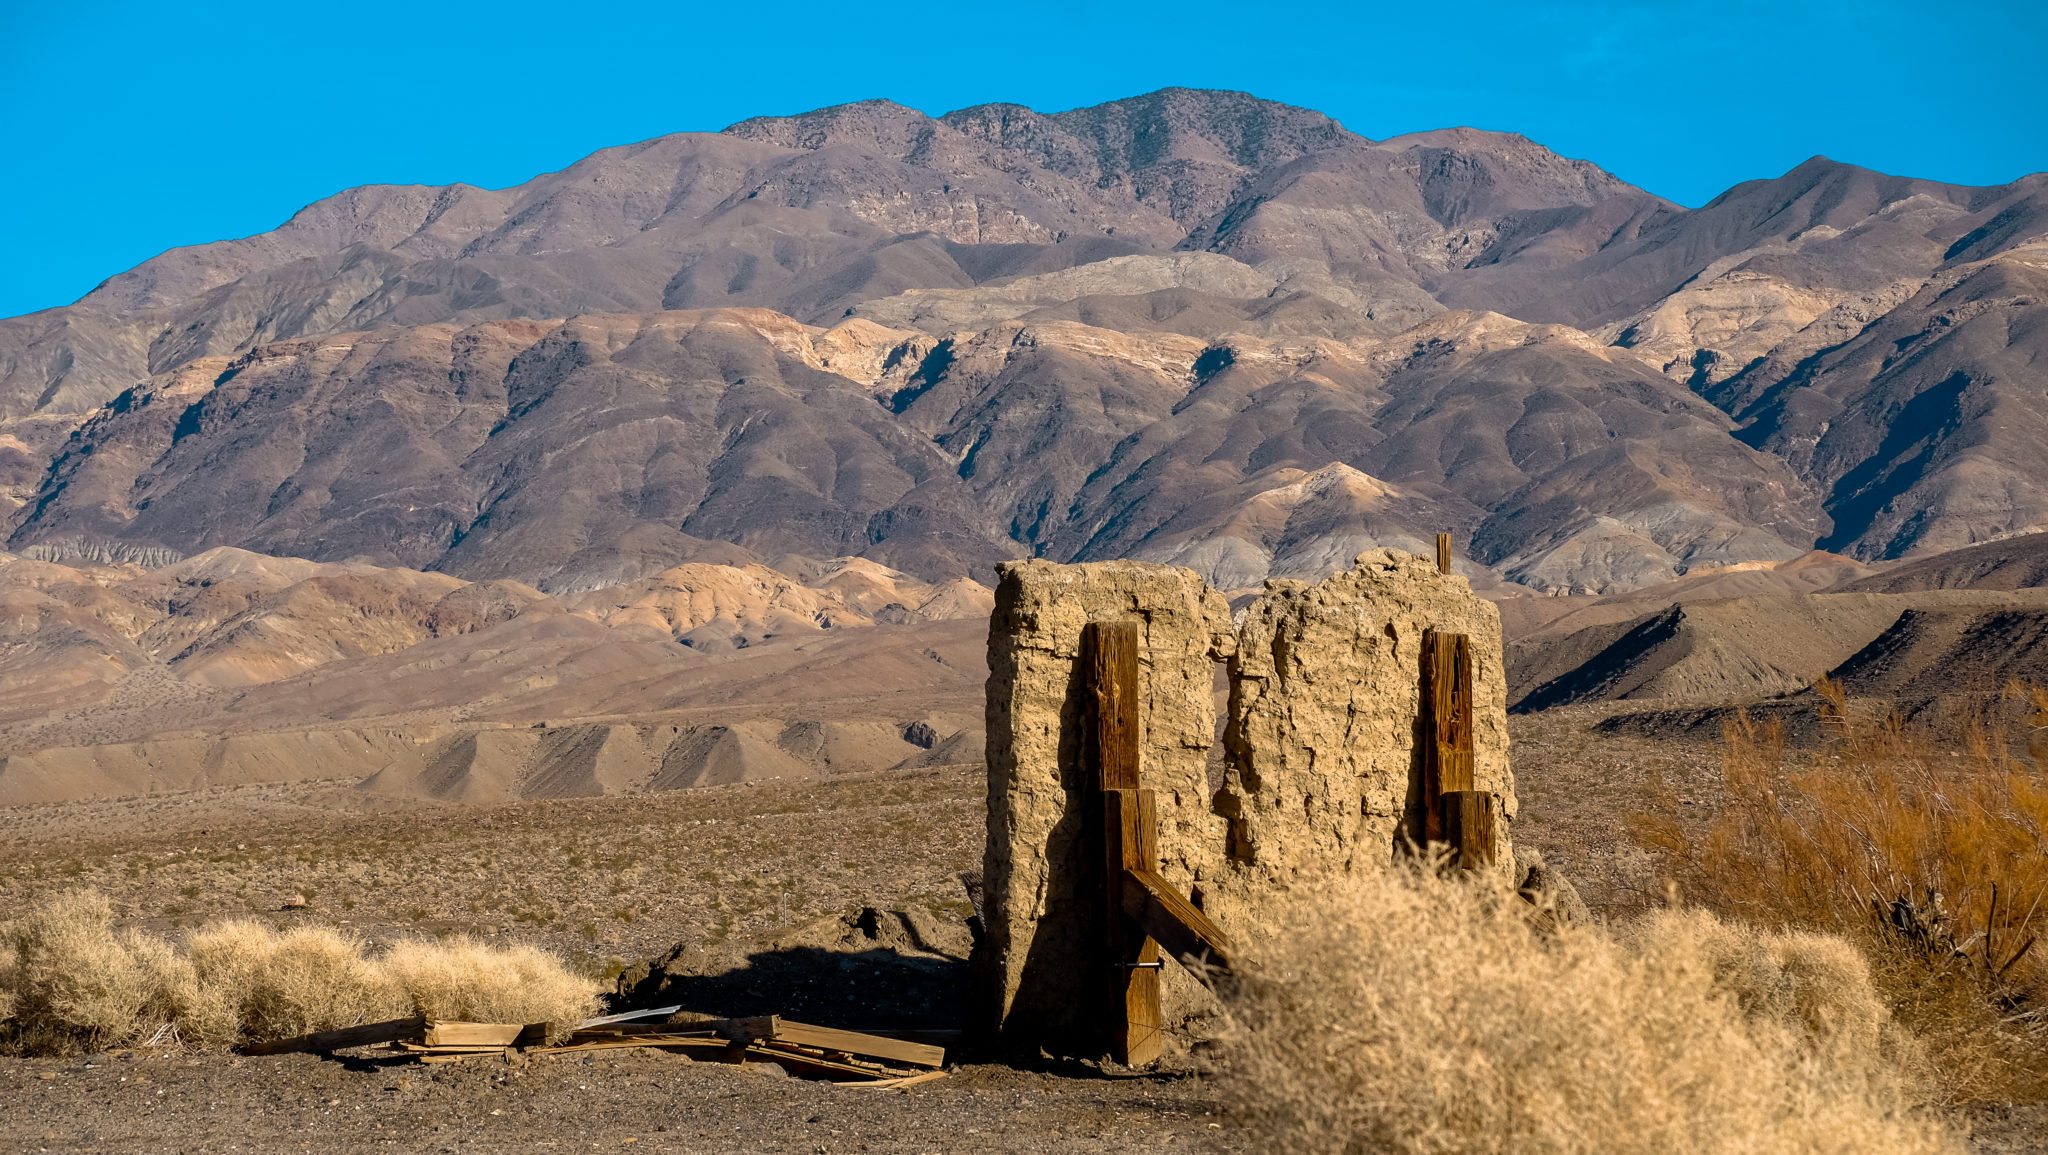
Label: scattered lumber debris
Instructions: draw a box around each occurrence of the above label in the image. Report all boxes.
[238,1012,951,1086]
[241,1016,426,1056]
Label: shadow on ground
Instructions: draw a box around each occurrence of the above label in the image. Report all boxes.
[617,944,967,1030]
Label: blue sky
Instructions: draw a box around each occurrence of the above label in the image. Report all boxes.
[2,0,2043,320]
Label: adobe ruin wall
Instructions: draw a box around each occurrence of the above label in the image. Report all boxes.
[977,549,1514,1055]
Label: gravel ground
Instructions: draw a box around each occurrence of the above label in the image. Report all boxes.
[1,1047,1240,1154]
[4,713,2045,1152]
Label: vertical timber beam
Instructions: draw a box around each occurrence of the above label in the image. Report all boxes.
[1440,789,1498,870]
[1087,620,1141,794]
[1084,620,1160,1066]
[1436,532,1452,575]
[1104,788,1163,1064]
[1421,629,1474,845]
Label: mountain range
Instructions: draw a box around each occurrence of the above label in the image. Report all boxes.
[3,88,2044,595]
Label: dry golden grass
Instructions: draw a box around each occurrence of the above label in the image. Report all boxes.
[0,890,600,1054]
[1631,680,2048,1098]
[188,920,402,1043]
[1,890,161,1051]
[379,936,600,1034]
[0,768,984,972]
[1223,864,1956,1155]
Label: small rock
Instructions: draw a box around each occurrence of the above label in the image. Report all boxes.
[282,894,307,910]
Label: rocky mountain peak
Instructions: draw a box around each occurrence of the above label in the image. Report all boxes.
[721,98,940,153]
[5,91,2046,599]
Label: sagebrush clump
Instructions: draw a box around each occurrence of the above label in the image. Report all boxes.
[0,891,601,1053]
[188,920,402,1043]
[1223,864,1954,1155]
[1632,680,2048,1097]
[380,936,600,1037]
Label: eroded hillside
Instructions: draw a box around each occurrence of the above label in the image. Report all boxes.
[0,90,2042,599]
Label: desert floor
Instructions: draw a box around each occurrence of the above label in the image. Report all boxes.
[2,713,2042,1153]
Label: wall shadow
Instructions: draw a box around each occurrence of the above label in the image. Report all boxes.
[615,945,966,1032]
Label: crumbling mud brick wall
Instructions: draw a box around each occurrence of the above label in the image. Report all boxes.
[1206,549,1513,932]
[978,549,1515,1056]
[977,560,1235,1051]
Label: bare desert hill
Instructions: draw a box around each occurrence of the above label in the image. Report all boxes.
[0,547,991,807]
[0,89,2043,603]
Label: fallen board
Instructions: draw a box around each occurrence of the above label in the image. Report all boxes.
[424,1021,533,1047]
[739,1017,946,1069]
[576,1004,683,1029]
[239,1016,425,1056]
[848,1069,952,1091]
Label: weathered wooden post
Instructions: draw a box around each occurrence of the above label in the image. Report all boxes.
[1084,618,1236,1065]
[1421,627,1474,845]
[1422,532,1496,868]
[1441,789,1499,870]
[1086,620,1162,1066]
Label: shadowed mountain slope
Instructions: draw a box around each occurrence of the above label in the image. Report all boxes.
[1833,530,2048,593]
[0,90,1664,420]
[5,307,1818,593]
[1,90,2044,595]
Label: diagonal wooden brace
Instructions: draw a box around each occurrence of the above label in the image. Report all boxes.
[1120,868,1234,982]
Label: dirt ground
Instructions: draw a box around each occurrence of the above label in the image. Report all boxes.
[0,1047,1240,1154]
[0,767,987,977]
[3,713,2044,1153]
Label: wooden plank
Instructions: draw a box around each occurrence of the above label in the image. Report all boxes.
[1436,532,1452,575]
[1421,629,1474,843]
[763,1021,945,1069]
[1103,786,1164,1066]
[575,1004,683,1029]
[424,1021,528,1047]
[713,1015,778,1043]
[391,1041,511,1055]
[528,1034,909,1081]
[1121,869,1233,980]
[564,1031,720,1045]
[573,1023,717,1039]
[1084,620,1141,791]
[746,1044,908,1080]
[239,1015,425,1056]
[846,1028,961,1045]
[1442,790,1499,870]
[1087,619,1153,1066]
[537,1035,733,1057]
[847,1069,952,1091]
[672,1016,941,1069]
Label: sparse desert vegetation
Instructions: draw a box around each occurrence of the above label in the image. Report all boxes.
[0,767,985,977]
[1225,864,1957,1154]
[4,14,2048,1148]
[4,718,2046,1151]
[0,889,600,1053]
[1631,682,2048,1102]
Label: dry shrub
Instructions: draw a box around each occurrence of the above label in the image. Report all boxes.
[188,920,403,1041]
[0,922,17,1025]
[1224,866,1954,1155]
[1,891,159,1050]
[0,890,597,1053]
[381,936,600,1034]
[1632,680,2048,1096]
